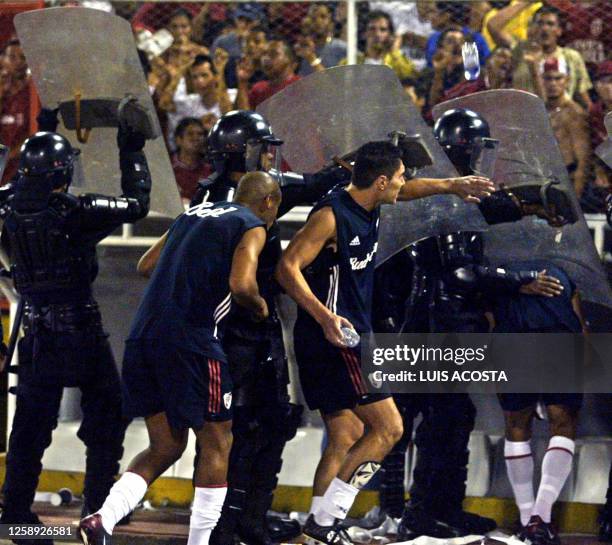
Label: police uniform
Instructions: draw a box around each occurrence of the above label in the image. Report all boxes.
[122,201,265,427]
[0,129,151,536]
[294,187,390,414]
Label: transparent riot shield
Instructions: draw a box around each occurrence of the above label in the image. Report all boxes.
[257,65,489,263]
[15,7,183,218]
[434,90,612,310]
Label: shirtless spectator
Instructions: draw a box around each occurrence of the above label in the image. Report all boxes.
[210,4,263,61]
[295,4,347,76]
[340,11,416,80]
[543,58,591,198]
[444,45,513,100]
[237,39,300,110]
[0,39,38,185]
[512,6,592,110]
[159,54,231,150]
[171,117,211,206]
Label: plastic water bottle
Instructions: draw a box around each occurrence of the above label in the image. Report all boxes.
[462,42,480,81]
[341,326,360,348]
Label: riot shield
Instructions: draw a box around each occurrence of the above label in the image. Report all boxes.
[433,90,612,310]
[595,111,612,168]
[15,7,183,218]
[257,65,489,263]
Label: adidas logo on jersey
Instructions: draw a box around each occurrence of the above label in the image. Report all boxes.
[349,236,361,246]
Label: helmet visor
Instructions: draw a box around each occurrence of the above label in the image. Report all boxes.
[469,137,499,179]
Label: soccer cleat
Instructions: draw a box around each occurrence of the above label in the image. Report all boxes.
[303,514,353,545]
[524,515,561,545]
[78,514,112,545]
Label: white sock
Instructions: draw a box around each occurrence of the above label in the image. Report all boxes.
[310,495,324,515]
[314,478,359,526]
[187,485,228,545]
[96,471,148,534]
[504,440,535,526]
[533,436,575,523]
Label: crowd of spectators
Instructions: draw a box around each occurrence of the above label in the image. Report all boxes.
[0,0,610,213]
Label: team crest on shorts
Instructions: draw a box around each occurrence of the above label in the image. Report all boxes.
[223,392,233,409]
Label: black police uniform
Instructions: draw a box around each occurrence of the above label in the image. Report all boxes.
[192,111,350,545]
[0,128,151,539]
[379,109,543,538]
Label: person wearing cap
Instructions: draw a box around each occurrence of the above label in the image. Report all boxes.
[512,5,592,110]
[543,56,591,197]
[210,3,263,61]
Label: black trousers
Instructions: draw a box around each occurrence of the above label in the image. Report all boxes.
[2,327,128,516]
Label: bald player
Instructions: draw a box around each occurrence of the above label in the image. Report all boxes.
[79,172,282,545]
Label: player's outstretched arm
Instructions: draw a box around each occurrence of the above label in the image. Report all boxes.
[230,226,269,321]
[276,207,354,347]
[399,175,494,203]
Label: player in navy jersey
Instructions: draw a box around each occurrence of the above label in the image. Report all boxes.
[78,172,281,545]
[275,141,495,545]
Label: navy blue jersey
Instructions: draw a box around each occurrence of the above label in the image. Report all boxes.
[128,201,265,361]
[493,260,581,333]
[299,187,380,334]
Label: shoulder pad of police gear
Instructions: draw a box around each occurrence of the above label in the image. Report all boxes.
[49,192,80,217]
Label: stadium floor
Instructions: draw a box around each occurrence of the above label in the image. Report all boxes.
[0,503,598,545]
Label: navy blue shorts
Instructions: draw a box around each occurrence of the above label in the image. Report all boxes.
[294,320,390,415]
[497,393,583,412]
[122,339,233,430]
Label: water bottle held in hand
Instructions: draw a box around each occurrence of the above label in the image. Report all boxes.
[462,42,480,81]
[341,326,360,348]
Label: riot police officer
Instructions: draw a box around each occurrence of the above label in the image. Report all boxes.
[193,110,351,545]
[0,116,151,545]
[375,108,564,540]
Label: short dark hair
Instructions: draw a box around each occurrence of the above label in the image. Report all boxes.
[169,7,193,23]
[269,37,297,65]
[192,54,216,75]
[175,117,204,141]
[366,11,395,34]
[352,141,402,189]
[534,5,562,25]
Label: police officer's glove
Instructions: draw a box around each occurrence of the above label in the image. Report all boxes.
[37,108,60,132]
[117,124,146,154]
[315,162,352,185]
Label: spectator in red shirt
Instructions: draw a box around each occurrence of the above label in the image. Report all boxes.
[236,39,300,109]
[444,45,513,100]
[171,117,211,206]
[0,39,38,185]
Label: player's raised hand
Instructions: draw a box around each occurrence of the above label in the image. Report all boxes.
[450,175,495,203]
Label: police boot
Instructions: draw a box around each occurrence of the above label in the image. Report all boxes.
[237,488,275,545]
[0,510,54,545]
[210,488,246,545]
[397,504,457,541]
[600,504,612,542]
